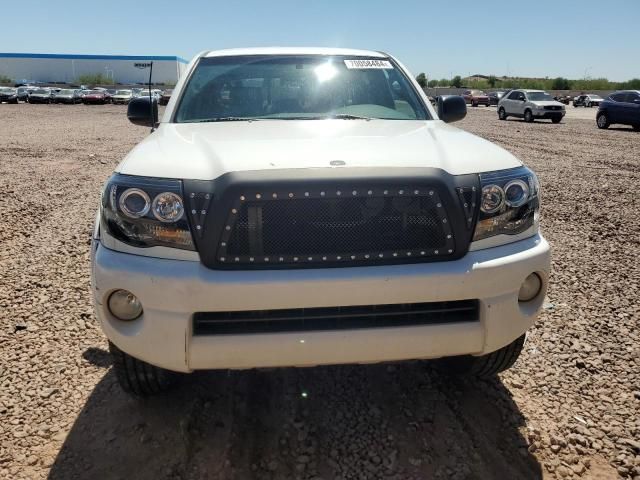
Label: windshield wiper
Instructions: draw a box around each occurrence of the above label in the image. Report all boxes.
[327,114,373,120]
[190,117,260,123]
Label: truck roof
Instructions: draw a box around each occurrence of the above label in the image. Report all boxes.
[203,47,387,58]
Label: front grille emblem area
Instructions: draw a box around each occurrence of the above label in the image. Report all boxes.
[214,187,456,267]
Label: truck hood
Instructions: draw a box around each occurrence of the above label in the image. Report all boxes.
[116,119,522,179]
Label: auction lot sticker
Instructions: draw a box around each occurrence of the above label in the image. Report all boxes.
[344,59,393,69]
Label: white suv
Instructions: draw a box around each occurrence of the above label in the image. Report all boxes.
[91,48,550,396]
[498,89,566,123]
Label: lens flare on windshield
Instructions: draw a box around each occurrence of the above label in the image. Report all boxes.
[314,62,338,83]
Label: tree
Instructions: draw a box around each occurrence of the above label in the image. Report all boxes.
[416,73,427,88]
[451,75,462,88]
[427,79,438,88]
[75,73,115,85]
[0,74,12,85]
[488,75,497,88]
[551,77,570,90]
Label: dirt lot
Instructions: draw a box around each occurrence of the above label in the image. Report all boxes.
[0,104,638,480]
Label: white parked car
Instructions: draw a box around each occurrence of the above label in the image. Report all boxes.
[91,47,551,396]
[498,89,566,123]
[111,89,133,105]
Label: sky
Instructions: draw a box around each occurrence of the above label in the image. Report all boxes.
[1,0,638,82]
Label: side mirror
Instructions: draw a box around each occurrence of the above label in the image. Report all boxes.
[437,95,467,123]
[127,96,158,127]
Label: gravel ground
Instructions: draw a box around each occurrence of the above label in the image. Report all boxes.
[0,104,638,480]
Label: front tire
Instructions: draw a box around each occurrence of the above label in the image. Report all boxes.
[109,341,178,396]
[498,107,507,120]
[633,125,640,132]
[439,334,526,378]
[596,112,610,129]
[524,109,534,123]
[552,117,562,124]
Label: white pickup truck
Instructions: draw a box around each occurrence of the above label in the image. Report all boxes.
[91,47,550,396]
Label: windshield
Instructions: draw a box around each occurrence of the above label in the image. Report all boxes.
[116,90,131,95]
[59,89,74,94]
[589,95,603,100]
[527,92,554,101]
[174,55,429,122]
[0,87,14,93]
[34,89,49,94]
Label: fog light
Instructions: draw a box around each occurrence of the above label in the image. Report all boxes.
[108,289,143,320]
[518,273,542,302]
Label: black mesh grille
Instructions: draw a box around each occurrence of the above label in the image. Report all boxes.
[217,188,455,266]
[193,300,479,335]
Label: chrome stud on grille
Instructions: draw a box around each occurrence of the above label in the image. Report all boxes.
[368,190,373,195]
[421,251,426,255]
[447,234,452,239]
[293,257,298,261]
[383,190,388,195]
[272,193,278,198]
[225,225,231,230]
[219,257,225,262]
[378,253,383,258]
[337,256,342,260]
[191,209,196,214]
[235,257,240,262]
[264,257,269,262]
[205,194,210,200]
[364,254,370,259]
[407,252,412,256]
[393,252,398,257]
[414,190,419,195]
[221,242,226,247]
[249,257,254,262]
[435,250,439,254]
[336,190,342,196]
[448,249,453,253]
[437,203,442,208]
[190,193,195,198]
[288,192,294,198]
[429,190,434,195]
[201,210,206,214]
[231,208,237,214]
[322,256,327,261]
[279,257,284,262]
[320,191,325,196]
[256,193,262,199]
[308,257,313,261]
[351,255,356,260]
[196,225,201,230]
[240,195,245,201]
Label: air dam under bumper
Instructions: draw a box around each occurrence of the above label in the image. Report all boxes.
[92,234,550,373]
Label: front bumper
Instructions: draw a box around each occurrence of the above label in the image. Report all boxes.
[92,234,550,372]
[533,110,565,119]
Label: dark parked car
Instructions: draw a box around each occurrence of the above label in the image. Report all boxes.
[82,90,109,104]
[158,89,173,105]
[554,95,572,105]
[462,89,490,107]
[16,86,33,102]
[0,87,19,103]
[487,91,505,105]
[53,89,82,104]
[574,94,604,108]
[28,88,53,104]
[596,91,640,131]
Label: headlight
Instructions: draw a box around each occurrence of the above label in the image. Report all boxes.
[101,174,194,250]
[473,166,540,242]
